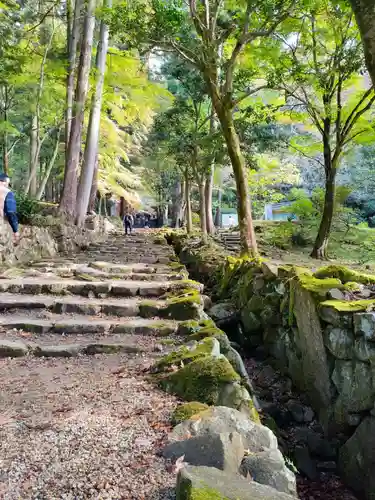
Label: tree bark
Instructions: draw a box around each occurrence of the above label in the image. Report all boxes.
[65,0,82,162]
[28,114,38,196]
[88,156,98,213]
[350,0,375,86]
[311,169,337,259]
[199,181,207,233]
[36,127,61,200]
[205,110,216,233]
[185,169,192,233]
[59,0,96,219]
[215,105,258,255]
[75,0,111,226]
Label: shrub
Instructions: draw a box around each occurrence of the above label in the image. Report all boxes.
[15,192,41,224]
[192,212,200,226]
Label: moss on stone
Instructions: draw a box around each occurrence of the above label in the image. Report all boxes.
[160,356,240,405]
[155,337,216,371]
[189,326,230,353]
[185,486,227,499]
[319,299,375,312]
[139,300,161,318]
[153,237,167,245]
[159,339,179,346]
[171,402,209,425]
[76,273,99,282]
[314,265,375,285]
[177,320,200,336]
[163,290,202,320]
[247,398,261,424]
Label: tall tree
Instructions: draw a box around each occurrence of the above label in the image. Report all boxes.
[59,0,96,218]
[350,0,375,86]
[110,0,295,255]
[273,3,375,258]
[76,0,111,226]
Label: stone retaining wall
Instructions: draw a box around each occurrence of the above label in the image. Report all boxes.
[0,216,113,265]
[168,233,375,499]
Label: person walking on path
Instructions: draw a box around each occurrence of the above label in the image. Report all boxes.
[0,173,19,244]
[123,212,134,235]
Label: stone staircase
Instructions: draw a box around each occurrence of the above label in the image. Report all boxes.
[216,229,241,253]
[0,231,208,498]
[0,233,199,358]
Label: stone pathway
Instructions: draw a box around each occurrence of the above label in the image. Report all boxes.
[0,232,192,499]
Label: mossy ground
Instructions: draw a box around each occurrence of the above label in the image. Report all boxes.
[171,402,209,425]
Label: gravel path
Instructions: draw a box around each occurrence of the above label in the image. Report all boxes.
[0,353,179,499]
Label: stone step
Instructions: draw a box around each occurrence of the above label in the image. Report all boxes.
[0,315,178,336]
[0,293,167,317]
[0,278,192,298]
[0,333,165,358]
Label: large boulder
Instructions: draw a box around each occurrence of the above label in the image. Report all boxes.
[170,406,278,452]
[176,465,297,500]
[240,449,297,496]
[339,416,375,499]
[163,432,244,474]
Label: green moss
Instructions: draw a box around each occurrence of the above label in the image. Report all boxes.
[248,398,261,424]
[298,274,343,295]
[171,402,209,425]
[159,339,180,346]
[189,326,230,353]
[187,486,228,499]
[168,262,185,272]
[343,281,362,292]
[177,320,200,335]
[314,265,375,285]
[139,300,161,318]
[320,299,375,312]
[160,356,240,405]
[163,290,202,320]
[155,337,216,371]
[76,273,98,282]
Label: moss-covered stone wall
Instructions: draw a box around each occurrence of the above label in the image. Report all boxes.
[168,233,375,500]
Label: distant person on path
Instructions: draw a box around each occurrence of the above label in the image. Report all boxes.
[0,173,19,244]
[123,212,134,235]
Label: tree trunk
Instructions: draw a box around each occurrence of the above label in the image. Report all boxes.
[185,170,192,233]
[205,109,216,233]
[199,181,207,240]
[36,128,61,200]
[75,0,110,226]
[215,105,258,255]
[28,114,38,196]
[205,171,214,233]
[65,0,82,161]
[88,156,98,213]
[350,0,375,86]
[59,0,96,219]
[2,89,8,175]
[311,169,337,259]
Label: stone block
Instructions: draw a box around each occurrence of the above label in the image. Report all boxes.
[163,432,244,474]
[354,312,375,341]
[240,449,297,496]
[176,465,297,500]
[332,360,374,412]
[324,326,354,359]
[0,340,28,357]
[339,416,375,499]
[170,406,278,452]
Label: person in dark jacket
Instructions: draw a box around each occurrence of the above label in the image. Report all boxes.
[123,213,134,235]
[0,173,19,244]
